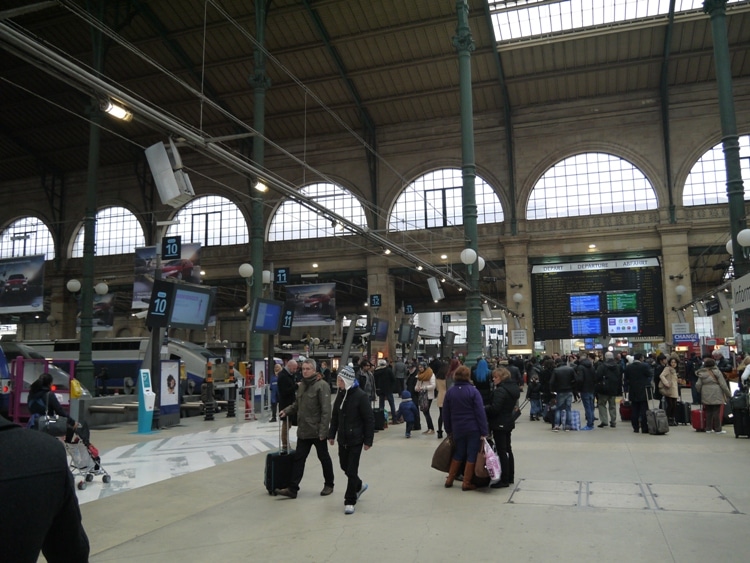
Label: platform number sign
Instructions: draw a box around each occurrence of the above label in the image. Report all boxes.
[146,279,175,328]
[162,236,181,260]
[404,304,414,315]
[370,294,382,308]
[442,314,451,324]
[275,268,289,285]
[280,303,295,336]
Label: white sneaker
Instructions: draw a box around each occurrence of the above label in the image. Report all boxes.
[357,483,368,500]
[344,505,355,515]
[706,430,714,433]
[717,430,727,434]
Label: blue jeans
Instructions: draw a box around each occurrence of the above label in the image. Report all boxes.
[530,399,542,417]
[554,392,573,428]
[452,432,482,463]
[581,392,595,428]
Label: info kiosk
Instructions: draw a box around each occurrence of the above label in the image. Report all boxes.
[137,368,157,434]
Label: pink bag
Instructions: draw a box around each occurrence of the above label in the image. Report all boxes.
[482,439,502,484]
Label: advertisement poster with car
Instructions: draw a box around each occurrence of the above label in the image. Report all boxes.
[0,254,45,314]
[75,291,116,332]
[284,283,336,327]
[132,243,202,308]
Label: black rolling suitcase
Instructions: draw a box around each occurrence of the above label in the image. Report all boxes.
[732,409,750,438]
[646,387,669,435]
[264,420,295,495]
[674,401,691,425]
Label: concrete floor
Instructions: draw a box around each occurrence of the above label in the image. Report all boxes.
[68,396,750,563]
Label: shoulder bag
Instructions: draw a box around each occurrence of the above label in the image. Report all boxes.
[35,392,68,437]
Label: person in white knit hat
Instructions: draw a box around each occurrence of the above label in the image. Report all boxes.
[328,365,374,515]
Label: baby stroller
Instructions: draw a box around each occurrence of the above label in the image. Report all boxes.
[64,422,111,490]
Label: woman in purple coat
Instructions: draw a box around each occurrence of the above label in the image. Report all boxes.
[442,365,489,491]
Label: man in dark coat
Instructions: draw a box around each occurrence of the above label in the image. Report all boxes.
[0,415,89,562]
[623,352,654,433]
[550,362,575,431]
[277,359,298,449]
[595,351,622,428]
[328,366,374,515]
[373,358,397,422]
[577,353,597,430]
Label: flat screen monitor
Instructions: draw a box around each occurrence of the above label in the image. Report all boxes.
[571,316,601,337]
[606,291,638,312]
[606,316,640,334]
[570,293,600,314]
[371,317,390,342]
[249,298,285,334]
[169,284,215,330]
[398,323,413,344]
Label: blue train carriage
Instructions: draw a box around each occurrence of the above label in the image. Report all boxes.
[19,337,239,397]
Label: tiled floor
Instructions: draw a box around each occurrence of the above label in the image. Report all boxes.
[71,400,750,562]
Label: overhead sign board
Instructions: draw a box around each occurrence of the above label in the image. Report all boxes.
[673,333,699,344]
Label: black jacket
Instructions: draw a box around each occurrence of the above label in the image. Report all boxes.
[485,379,521,432]
[623,361,654,402]
[595,360,622,396]
[0,416,89,562]
[374,365,395,396]
[277,368,297,410]
[550,365,575,393]
[576,358,597,394]
[328,386,375,447]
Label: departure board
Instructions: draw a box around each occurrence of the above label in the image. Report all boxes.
[530,258,664,341]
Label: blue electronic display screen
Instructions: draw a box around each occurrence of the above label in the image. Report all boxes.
[569,293,600,313]
[571,316,601,337]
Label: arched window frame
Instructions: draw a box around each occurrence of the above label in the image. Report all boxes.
[526,152,657,220]
[71,206,145,257]
[388,168,503,232]
[683,135,750,206]
[168,195,249,246]
[0,216,56,260]
[268,182,367,242]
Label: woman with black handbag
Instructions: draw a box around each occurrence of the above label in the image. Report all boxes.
[27,373,76,440]
[485,367,520,489]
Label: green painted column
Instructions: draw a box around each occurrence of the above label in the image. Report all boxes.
[453,1,482,365]
[704,0,750,335]
[248,0,271,363]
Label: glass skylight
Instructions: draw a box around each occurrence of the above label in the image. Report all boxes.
[489,0,743,45]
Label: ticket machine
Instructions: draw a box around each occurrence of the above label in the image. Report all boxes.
[138,368,157,433]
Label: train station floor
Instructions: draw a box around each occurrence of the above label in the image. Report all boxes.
[69,397,750,563]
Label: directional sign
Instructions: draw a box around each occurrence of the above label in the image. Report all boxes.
[162,236,181,260]
[275,268,289,285]
[370,294,382,308]
[442,314,451,323]
[672,333,699,344]
[279,304,295,336]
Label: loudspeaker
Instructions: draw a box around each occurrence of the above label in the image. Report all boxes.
[145,138,195,208]
[427,277,444,302]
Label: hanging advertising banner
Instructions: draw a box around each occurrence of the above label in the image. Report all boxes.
[132,243,202,308]
[284,283,336,327]
[0,254,45,314]
[75,292,116,332]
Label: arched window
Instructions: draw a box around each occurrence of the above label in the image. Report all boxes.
[0,216,55,260]
[389,168,503,232]
[169,195,248,246]
[268,183,367,241]
[683,135,750,206]
[527,152,657,219]
[72,206,145,257]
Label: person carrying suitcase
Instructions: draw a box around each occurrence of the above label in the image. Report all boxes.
[276,359,335,499]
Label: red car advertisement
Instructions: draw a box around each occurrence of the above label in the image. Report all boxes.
[285,283,336,327]
[0,255,45,314]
